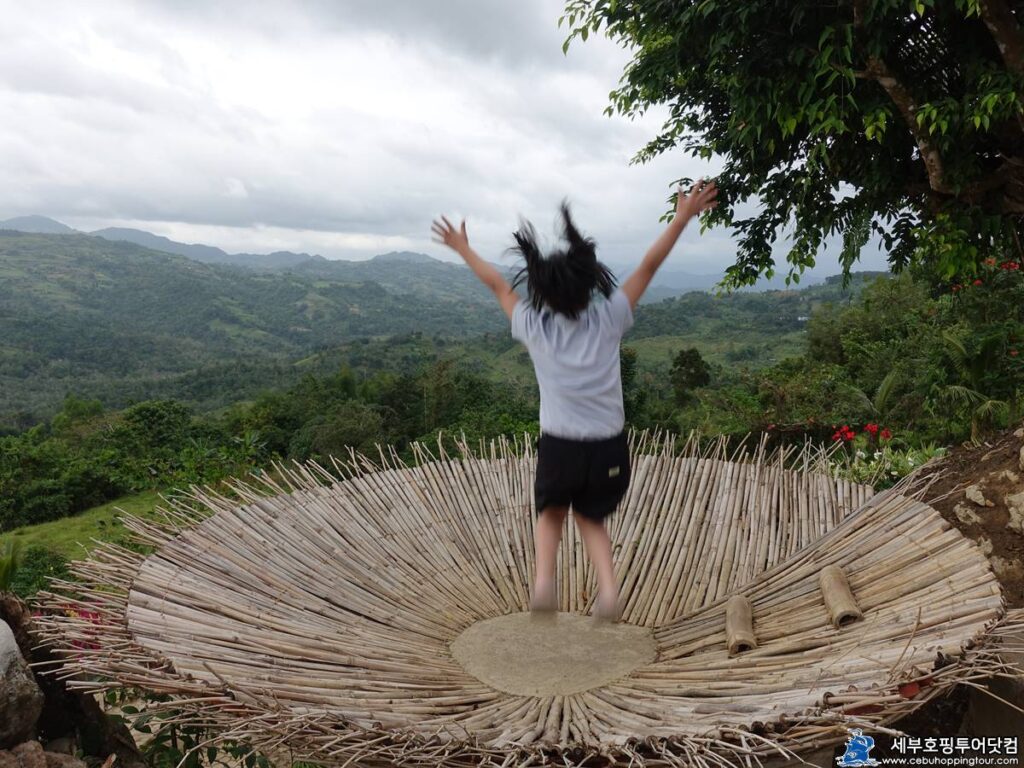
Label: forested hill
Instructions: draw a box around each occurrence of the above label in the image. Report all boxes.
[628,272,885,338]
[91,228,499,301]
[0,230,878,430]
[1,216,509,300]
[0,232,502,426]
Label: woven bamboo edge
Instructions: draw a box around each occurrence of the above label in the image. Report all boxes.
[30,430,1024,768]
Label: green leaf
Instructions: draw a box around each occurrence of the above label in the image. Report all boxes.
[570,0,1024,286]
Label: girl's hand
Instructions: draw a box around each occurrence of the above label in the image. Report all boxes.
[675,178,718,223]
[431,216,470,254]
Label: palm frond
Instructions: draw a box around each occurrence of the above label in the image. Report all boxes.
[975,399,1010,422]
[941,330,970,377]
[940,384,986,407]
[873,369,900,417]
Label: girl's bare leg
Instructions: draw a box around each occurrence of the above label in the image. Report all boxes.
[531,505,568,612]
[574,514,620,620]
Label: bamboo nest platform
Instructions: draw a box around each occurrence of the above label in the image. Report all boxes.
[35,431,1024,767]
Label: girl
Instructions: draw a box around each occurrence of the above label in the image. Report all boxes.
[431,179,718,621]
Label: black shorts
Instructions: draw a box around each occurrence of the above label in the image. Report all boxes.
[534,430,631,522]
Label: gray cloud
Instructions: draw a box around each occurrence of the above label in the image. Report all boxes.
[0,0,889,279]
[147,0,584,68]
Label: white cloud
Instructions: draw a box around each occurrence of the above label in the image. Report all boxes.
[0,0,889,278]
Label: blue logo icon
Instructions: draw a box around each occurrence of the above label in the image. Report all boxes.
[836,728,880,767]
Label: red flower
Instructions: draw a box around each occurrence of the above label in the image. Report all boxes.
[973,278,983,286]
[880,428,893,440]
[767,423,775,430]
[984,258,997,266]
[1011,349,1020,357]
[865,423,879,435]
[832,426,855,442]
[951,284,962,292]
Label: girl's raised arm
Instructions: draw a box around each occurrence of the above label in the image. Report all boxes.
[431,216,518,318]
[621,179,718,310]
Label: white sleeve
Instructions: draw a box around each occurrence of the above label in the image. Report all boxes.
[511,299,533,342]
[607,288,634,336]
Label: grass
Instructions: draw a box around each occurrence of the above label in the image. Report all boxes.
[5,489,163,558]
[629,331,807,372]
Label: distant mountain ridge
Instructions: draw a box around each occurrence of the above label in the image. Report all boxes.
[0,214,826,297]
[371,251,437,264]
[0,216,333,272]
[1,216,476,277]
[90,227,234,264]
[0,215,77,234]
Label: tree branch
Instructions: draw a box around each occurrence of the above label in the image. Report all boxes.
[863,58,952,194]
[978,0,1024,139]
[979,0,1024,75]
[852,0,951,194]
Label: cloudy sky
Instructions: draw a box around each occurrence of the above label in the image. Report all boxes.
[0,0,888,278]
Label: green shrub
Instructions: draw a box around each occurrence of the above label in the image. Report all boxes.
[0,538,23,591]
[7,545,69,597]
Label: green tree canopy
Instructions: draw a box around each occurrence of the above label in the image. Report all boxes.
[670,347,712,404]
[563,0,1024,285]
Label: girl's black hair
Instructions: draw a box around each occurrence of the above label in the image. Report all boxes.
[509,201,616,319]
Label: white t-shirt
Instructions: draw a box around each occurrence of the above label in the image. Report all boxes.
[511,288,634,440]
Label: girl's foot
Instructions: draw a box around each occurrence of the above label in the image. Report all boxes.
[530,580,557,613]
[594,591,621,623]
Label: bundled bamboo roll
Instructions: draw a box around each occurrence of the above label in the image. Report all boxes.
[819,564,863,627]
[725,595,757,654]
[35,430,1013,768]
